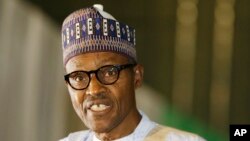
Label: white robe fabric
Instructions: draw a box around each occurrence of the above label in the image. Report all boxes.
[59,112,206,141]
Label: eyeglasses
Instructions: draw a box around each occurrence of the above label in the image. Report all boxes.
[64,64,136,90]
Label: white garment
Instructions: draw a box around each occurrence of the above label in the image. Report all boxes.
[59,112,206,141]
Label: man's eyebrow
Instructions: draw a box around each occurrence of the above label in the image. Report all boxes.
[95,55,120,65]
[69,58,112,71]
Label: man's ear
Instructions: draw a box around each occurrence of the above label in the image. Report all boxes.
[133,64,144,89]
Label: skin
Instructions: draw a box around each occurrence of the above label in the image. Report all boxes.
[65,52,144,140]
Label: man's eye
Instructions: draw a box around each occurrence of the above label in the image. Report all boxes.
[74,75,84,81]
[104,69,117,77]
[70,72,87,82]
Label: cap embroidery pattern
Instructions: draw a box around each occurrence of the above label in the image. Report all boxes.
[62,7,136,65]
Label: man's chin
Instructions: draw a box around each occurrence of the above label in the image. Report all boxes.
[89,125,112,133]
[86,119,116,133]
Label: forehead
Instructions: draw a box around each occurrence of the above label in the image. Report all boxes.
[65,52,129,73]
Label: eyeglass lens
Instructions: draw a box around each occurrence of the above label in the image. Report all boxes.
[67,65,123,90]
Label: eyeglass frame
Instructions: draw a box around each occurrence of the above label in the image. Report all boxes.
[64,63,137,90]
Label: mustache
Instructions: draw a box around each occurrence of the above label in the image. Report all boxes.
[85,92,108,102]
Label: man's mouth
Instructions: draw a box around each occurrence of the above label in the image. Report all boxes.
[90,104,111,112]
[86,99,112,113]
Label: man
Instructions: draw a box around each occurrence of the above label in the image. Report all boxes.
[60,4,205,141]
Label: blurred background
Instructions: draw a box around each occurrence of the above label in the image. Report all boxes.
[1,0,249,140]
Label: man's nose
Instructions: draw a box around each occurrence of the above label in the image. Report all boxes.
[85,74,105,96]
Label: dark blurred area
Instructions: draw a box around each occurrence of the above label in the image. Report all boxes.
[1,0,250,141]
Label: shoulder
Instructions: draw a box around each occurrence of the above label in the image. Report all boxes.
[162,125,206,141]
[146,124,206,141]
[59,130,92,141]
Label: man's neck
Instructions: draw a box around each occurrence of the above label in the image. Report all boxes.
[94,109,142,141]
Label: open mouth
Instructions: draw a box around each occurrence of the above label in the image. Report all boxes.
[86,100,112,113]
[90,104,111,112]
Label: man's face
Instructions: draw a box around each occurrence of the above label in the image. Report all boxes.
[65,52,143,133]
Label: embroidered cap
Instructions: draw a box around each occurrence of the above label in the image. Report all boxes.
[62,4,136,66]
